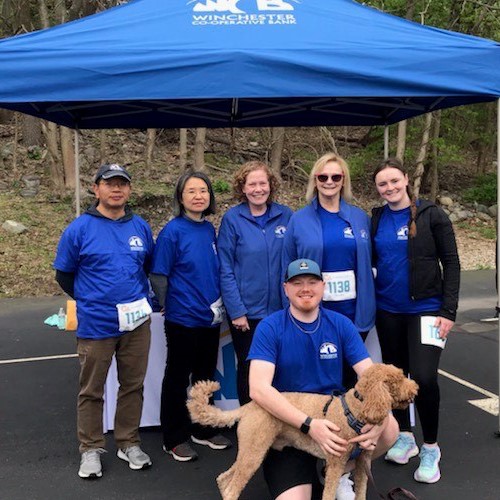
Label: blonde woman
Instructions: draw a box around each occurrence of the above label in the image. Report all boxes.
[282,152,375,388]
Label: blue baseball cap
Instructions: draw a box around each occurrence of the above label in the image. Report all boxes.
[285,259,322,282]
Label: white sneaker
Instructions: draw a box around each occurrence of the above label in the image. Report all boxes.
[117,445,152,470]
[78,448,106,479]
[336,473,355,500]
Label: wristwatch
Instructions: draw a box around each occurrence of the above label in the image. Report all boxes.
[300,416,312,434]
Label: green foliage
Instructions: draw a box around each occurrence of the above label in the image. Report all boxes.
[462,173,497,205]
[212,179,231,193]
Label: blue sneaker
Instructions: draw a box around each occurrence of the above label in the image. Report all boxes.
[414,445,441,483]
[385,433,419,464]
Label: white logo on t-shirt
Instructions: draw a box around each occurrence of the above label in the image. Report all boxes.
[397,225,408,240]
[129,236,145,251]
[319,342,338,360]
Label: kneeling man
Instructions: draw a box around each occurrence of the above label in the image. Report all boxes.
[248,259,399,499]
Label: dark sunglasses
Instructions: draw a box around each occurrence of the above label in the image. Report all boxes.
[316,173,344,183]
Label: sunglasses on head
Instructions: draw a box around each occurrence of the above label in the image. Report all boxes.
[316,173,343,183]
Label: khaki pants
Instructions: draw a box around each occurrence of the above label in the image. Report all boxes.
[76,319,151,453]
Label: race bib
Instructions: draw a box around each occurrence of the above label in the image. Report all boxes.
[116,297,152,332]
[420,316,447,349]
[210,296,226,325]
[322,270,357,302]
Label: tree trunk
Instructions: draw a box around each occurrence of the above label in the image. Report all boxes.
[60,126,76,189]
[42,120,65,195]
[412,113,433,199]
[21,114,42,146]
[320,126,338,155]
[145,129,157,169]
[429,110,441,202]
[179,128,188,171]
[12,112,19,177]
[270,127,285,181]
[194,128,206,171]
[396,120,407,161]
[99,130,107,164]
[0,109,13,124]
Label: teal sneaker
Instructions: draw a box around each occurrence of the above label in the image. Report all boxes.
[385,433,419,464]
[414,445,441,483]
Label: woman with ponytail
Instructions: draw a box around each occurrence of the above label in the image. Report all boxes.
[371,158,460,485]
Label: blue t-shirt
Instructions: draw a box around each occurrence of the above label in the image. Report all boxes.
[53,212,154,339]
[318,206,357,321]
[374,205,442,314]
[151,216,221,328]
[248,307,369,394]
[253,209,270,228]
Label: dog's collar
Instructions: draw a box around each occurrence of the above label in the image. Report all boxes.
[322,390,364,421]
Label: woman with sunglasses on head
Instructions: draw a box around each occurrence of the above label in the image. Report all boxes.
[371,158,460,484]
[282,153,375,385]
[218,161,293,405]
[150,171,231,463]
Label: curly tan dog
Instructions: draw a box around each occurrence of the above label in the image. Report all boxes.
[188,363,418,500]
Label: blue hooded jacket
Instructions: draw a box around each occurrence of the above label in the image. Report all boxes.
[218,202,293,320]
[281,197,375,332]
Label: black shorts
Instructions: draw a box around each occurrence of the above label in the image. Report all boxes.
[263,447,323,499]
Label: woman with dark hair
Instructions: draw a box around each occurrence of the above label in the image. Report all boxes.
[150,171,231,462]
[371,158,460,484]
[218,161,292,404]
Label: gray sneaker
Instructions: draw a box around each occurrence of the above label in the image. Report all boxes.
[117,445,152,470]
[78,448,106,479]
[191,434,232,450]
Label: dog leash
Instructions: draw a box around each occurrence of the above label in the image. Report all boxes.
[363,460,419,500]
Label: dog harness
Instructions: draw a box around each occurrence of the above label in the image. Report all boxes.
[322,390,365,434]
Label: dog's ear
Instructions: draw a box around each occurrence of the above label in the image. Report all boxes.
[357,380,392,424]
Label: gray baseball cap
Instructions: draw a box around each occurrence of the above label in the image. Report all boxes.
[94,164,131,183]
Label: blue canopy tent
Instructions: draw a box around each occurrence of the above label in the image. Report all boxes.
[0,0,498,129]
[0,0,500,429]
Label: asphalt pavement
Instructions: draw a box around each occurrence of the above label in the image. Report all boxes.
[0,270,499,499]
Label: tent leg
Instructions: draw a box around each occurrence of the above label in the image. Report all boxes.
[497,98,500,434]
[384,125,389,159]
[74,129,80,218]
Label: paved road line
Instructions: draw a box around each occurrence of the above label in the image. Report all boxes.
[439,368,498,398]
[0,353,78,365]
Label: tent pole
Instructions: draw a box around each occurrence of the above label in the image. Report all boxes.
[497,98,500,433]
[74,128,80,218]
[384,126,389,159]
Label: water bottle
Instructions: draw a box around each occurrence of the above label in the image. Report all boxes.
[58,307,66,330]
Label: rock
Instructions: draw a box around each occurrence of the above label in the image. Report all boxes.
[449,213,459,223]
[475,204,489,215]
[457,210,471,221]
[2,220,28,234]
[20,188,38,198]
[438,196,453,207]
[488,205,498,218]
[1,146,12,160]
[477,212,492,222]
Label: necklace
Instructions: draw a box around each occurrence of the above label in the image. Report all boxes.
[288,309,321,334]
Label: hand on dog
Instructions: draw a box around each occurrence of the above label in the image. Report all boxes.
[309,418,349,456]
[348,421,385,450]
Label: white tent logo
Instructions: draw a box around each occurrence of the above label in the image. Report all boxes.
[191,0,298,26]
[191,0,295,14]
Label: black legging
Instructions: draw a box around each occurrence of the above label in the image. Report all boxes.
[376,309,442,444]
[229,318,261,405]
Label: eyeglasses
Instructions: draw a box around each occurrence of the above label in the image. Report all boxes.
[316,173,343,183]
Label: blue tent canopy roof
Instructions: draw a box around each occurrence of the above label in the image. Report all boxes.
[0,0,498,129]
